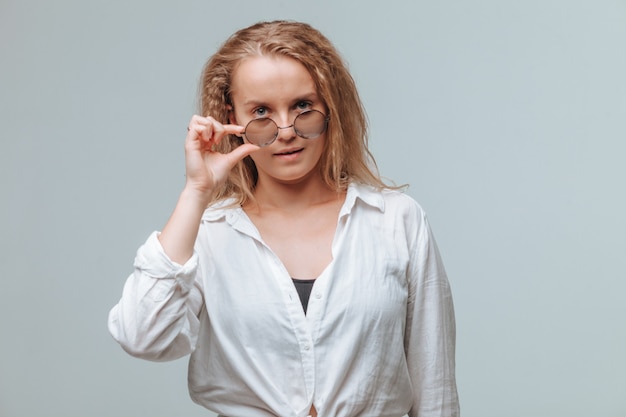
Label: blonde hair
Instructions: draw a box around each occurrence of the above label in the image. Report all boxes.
[199,20,393,205]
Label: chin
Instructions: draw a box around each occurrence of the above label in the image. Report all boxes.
[261,166,322,186]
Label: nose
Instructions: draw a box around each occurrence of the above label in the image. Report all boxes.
[275,117,296,141]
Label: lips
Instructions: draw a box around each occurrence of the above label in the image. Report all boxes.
[274,148,303,156]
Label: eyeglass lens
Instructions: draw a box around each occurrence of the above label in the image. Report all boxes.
[243,110,328,147]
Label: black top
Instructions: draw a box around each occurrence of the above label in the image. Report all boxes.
[292,278,316,315]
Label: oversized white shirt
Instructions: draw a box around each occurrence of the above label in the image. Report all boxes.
[108,183,459,417]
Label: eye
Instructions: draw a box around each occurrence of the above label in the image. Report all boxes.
[253,107,268,117]
[295,100,313,111]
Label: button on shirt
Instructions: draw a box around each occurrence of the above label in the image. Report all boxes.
[108,183,459,417]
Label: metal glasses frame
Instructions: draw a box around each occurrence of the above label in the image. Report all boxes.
[241,109,330,147]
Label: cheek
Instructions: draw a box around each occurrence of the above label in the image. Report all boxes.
[247,150,268,167]
[314,135,328,158]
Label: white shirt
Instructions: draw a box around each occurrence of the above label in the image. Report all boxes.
[108,183,459,417]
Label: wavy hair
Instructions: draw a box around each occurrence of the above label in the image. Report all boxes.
[199,20,393,205]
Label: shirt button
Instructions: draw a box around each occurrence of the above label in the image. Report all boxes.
[315,292,322,299]
[303,344,310,351]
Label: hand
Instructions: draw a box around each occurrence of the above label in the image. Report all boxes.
[184,115,259,200]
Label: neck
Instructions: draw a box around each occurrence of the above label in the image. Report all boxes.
[248,174,341,213]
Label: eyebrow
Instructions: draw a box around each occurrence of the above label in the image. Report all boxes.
[240,92,320,108]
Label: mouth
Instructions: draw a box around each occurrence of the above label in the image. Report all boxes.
[274,148,303,156]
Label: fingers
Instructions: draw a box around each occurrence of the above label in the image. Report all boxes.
[187,115,244,149]
[184,114,259,168]
[226,143,260,166]
[181,115,259,194]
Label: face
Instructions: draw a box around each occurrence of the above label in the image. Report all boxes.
[229,55,328,187]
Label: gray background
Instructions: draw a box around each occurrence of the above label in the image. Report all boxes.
[1,0,625,416]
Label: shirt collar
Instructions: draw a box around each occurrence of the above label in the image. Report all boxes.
[201,182,385,224]
[340,182,385,217]
[201,198,237,222]
[202,200,261,239]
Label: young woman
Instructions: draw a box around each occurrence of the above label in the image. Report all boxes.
[108,20,459,417]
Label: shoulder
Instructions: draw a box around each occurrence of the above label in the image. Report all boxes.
[351,183,426,219]
[348,184,431,243]
[382,188,425,214]
[200,198,242,222]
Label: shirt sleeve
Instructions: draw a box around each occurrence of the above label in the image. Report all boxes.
[108,231,204,362]
[405,207,460,417]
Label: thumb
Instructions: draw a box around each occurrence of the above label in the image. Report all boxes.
[225,143,260,168]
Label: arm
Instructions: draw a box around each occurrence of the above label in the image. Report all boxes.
[107,232,203,361]
[159,115,258,264]
[405,209,460,417]
[108,116,258,360]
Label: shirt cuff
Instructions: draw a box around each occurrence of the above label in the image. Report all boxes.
[133,231,199,288]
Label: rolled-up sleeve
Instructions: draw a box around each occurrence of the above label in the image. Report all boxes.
[405,208,460,417]
[108,232,204,362]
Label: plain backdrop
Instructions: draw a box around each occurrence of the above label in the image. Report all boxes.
[1,0,625,416]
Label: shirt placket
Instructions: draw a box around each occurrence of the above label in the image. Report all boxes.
[229,210,317,412]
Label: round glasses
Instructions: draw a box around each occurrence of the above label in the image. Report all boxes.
[242,110,330,147]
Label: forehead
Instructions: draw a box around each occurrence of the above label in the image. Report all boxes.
[230,55,317,104]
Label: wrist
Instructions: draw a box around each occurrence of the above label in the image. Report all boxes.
[180,184,214,209]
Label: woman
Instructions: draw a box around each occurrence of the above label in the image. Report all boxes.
[108,20,459,417]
